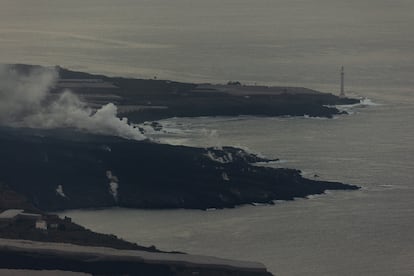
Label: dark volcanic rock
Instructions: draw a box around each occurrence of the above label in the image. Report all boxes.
[0,127,358,211]
[0,242,273,276]
[59,65,360,122]
[7,64,361,123]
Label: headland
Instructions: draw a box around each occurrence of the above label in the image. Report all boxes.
[0,64,361,275]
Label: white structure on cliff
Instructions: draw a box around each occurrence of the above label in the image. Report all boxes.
[35,219,48,230]
[340,66,345,97]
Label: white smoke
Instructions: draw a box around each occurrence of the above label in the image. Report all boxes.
[56,185,67,198]
[0,65,145,140]
[106,170,119,201]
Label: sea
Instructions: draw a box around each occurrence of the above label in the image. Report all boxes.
[1,0,413,275]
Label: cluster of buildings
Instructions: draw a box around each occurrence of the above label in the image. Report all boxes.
[0,209,67,231]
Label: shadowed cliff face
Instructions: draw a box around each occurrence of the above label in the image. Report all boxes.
[0,127,358,211]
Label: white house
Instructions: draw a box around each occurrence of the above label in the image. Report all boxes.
[35,219,48,230]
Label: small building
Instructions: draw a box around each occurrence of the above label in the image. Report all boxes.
[35,219,48,230]
[49,223,59,229]
[0,209,51,230]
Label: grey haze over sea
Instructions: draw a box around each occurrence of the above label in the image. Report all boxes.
[1,0,413,275]
[0,0,413,95]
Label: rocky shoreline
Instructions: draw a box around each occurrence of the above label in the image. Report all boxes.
[10,64,360,123]
[0,185,272,275]
[0,185,162,252]
[0,64,360,212]
[0,127,359,211]
[0,64,361,275]
[0,238,272,276]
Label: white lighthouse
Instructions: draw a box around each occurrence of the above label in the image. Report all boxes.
[340,66,345,97]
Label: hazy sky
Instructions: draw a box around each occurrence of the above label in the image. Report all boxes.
[0,0,413,92]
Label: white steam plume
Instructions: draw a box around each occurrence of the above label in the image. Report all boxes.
[0,65,145,140]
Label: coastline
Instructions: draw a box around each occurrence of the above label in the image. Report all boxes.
[11,63,360,122]
[0,238,271,276]
[0,185,272,275]
[0,126,359,211]
[0,64,361,212]
[0,64,361,275]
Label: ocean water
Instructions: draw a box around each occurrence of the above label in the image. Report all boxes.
[1,0,413,275]
[1,0,413,94]
[60,97,414,275]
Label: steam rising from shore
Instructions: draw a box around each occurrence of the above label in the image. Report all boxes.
[0,65,145,140]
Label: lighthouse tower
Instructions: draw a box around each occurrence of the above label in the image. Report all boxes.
[340,66,345,97]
